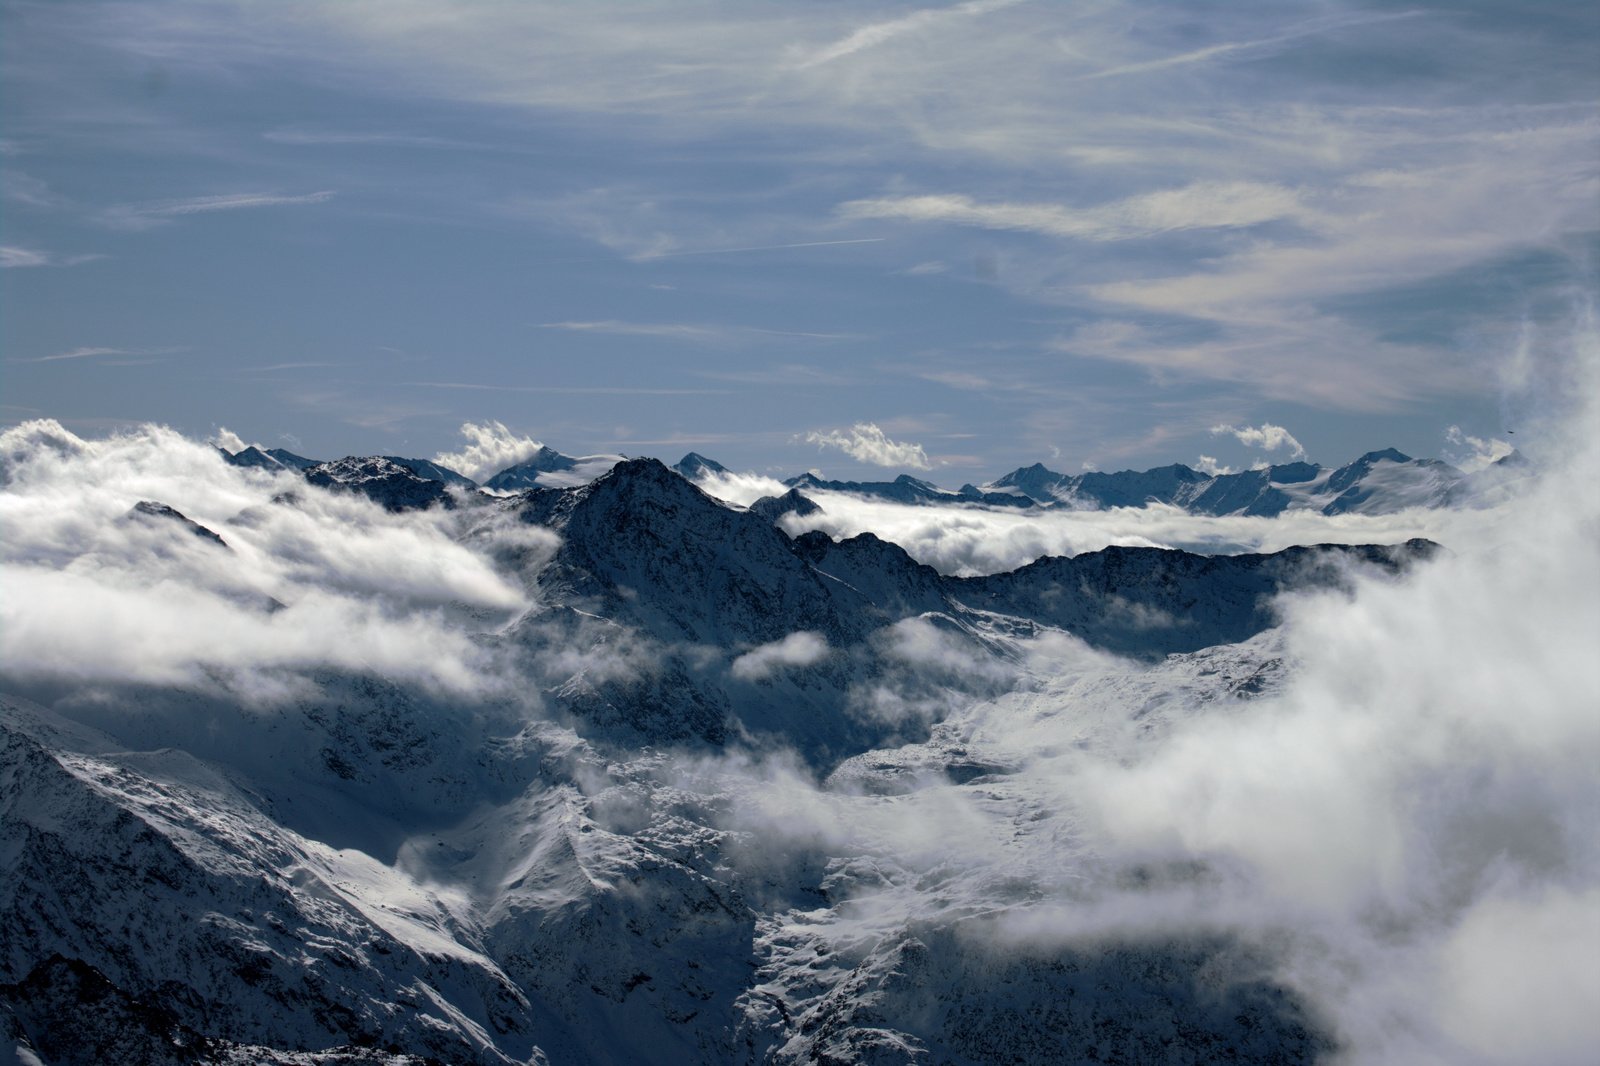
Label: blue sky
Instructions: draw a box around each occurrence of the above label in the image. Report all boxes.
[2,1,1595,481]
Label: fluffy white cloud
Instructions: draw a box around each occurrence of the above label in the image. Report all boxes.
[432,420,548,483]
[1444,424,1515,472]
[1211,421,1306,459]
[716,371,1600,1063]
[0,419,539,694]
[804,423,931,470]
[730,631,829,680]
[775,487,1489,577]
[1193,455,1235,476]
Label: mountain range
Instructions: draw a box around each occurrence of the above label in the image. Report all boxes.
[2,442,1454,1064]
[220,441,1527,521]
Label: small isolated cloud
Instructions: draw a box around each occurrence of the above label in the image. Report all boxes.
[805,422,931,470]
[1194,455,1236,476]
[1445,426,1515,473]
[101,191,335,231]
[433,421,548,483]
[731,631,828,680]
[1211,422,1306,460]
[839,182,1310,243]
[906,260,948,275]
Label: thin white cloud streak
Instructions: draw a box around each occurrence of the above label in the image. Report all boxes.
[839,182,1314,241]
[805,423,932,471]
[0,246,49,268]
[99,191,335,231]
[1070,9,1429,82]
[0,246,104,269]
[539,320,719,339]
[12,346,124,364]
[540,320,856,341]
[795,0,1024,69]
[0,419,542,693]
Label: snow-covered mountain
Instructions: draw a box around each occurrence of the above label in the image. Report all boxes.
[780,472,1032,509]
[676,447,1527,518]
[484,447,625,492]
[2,433,1463,1065]
[986,447,1535,515]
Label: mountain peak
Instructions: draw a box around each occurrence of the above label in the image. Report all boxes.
[127,500,229,548]
[673,452,728,479]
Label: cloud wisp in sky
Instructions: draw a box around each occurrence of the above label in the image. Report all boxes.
[96,191,337,232]
[838,182,1314,242]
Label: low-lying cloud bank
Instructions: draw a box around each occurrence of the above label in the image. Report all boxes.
[0,420,545,695]
[706,414,1597,1062]
[689,464,1495,577]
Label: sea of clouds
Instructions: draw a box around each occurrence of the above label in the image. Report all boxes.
[1,327,1595,1064]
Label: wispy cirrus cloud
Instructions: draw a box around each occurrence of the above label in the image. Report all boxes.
[1071,9,1429,82]
[99,191,336,231]
[1,246,105,269]
[839,182,1315,242]
[539,320,856,341]
[9,346,176,364]
[795,0,1023,69]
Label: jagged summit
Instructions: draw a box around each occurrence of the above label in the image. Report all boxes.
[218,445,319,471]
[672,451,727,480]
[379,456,475,487]
[302,456,460,512]
[748,487,821,523]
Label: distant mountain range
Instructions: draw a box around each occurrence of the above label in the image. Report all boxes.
[756,448,1528,517]
[220,442,1527,520]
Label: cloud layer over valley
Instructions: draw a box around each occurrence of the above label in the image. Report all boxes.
[2,345,1595,1060]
